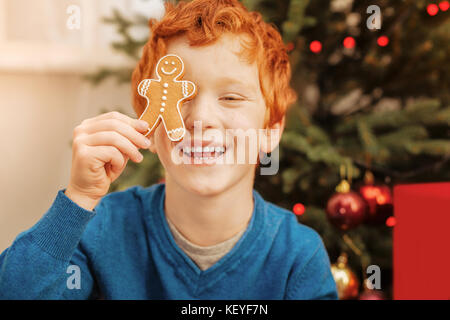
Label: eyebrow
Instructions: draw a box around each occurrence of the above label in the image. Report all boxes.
[215,76,257,92]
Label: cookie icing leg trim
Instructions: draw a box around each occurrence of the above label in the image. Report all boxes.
[167,127,186,141]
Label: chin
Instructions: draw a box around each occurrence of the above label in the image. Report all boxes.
[184,180,227,197]
[174,167,233,196]
[166,163,253,197]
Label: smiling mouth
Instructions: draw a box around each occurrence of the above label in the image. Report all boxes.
[178,145,228,164]
[161,67,177,75]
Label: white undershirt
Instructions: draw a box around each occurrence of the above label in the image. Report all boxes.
[165,216,247,271]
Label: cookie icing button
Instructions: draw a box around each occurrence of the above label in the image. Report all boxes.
[137,54,197,141]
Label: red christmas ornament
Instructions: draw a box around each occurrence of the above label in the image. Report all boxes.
[293,203,305,216]
[439,1,450,11]
[310,40,322,53]
[427,4,439,16]
[359,171,393,224]
[326,180,367,231]
[359,290,386,300]
[377,36,389,47]
[343,36,356,49]
[359,186,393,224]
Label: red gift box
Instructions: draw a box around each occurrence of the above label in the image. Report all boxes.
[393,182,450,300]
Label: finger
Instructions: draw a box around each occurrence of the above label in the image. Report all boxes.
[82,131,144,163]
[90,145,127,174]
[80,119,151,149]
[82,111,149,134]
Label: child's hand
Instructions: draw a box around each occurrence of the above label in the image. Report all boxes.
[65,112,150,211]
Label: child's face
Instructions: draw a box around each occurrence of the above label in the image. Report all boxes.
[149,34,277,196]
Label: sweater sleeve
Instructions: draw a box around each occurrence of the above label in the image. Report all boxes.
[0,190,100,299]
[285,239,338,300]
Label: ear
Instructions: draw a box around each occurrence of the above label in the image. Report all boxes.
[260,116,285,153]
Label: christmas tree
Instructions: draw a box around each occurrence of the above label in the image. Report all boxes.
[88,0,450,299]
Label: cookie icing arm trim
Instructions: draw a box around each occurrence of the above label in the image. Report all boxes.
[138,79,151,97]
[182,80,196,99]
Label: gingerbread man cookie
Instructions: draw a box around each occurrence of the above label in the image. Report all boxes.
[137,54,196,141]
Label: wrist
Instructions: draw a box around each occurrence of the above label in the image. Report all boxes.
[64,185,101,211]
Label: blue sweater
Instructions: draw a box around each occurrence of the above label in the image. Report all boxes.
[0,184,337,300]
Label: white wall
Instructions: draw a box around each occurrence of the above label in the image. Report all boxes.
[0,75,132,251]
[0,0,164,251]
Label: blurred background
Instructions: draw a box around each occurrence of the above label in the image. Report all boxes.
[0,0,163,252]
[0,0,449,299]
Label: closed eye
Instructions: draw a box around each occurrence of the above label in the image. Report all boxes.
[220,94,245,101]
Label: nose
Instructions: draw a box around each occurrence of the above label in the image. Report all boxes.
[183,90,220,132]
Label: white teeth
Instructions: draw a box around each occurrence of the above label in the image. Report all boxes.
[185,146,226,153]
[181,145,226,158]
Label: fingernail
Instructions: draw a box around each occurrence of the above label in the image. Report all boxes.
[143,138,151,147]
[138,120,149,130]
[137,153,144,162]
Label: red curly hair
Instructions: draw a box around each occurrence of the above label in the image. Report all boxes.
[131,0,297,127]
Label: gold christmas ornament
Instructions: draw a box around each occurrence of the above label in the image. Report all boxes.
[330,253,360,299]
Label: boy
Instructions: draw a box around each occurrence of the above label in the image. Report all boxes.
[0,0,337,299]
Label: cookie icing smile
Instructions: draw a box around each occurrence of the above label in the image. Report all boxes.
[161,67,177,75]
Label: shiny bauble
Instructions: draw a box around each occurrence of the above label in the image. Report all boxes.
[331,253,360,300]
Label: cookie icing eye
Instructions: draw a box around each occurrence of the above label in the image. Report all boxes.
[171,61,175,65]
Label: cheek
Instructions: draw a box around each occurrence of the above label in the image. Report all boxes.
[225,104,266,130]
[154,126,172,158]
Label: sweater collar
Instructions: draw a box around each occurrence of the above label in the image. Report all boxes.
[143,183,265,294]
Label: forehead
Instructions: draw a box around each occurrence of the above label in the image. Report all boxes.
[165,34,260,88]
